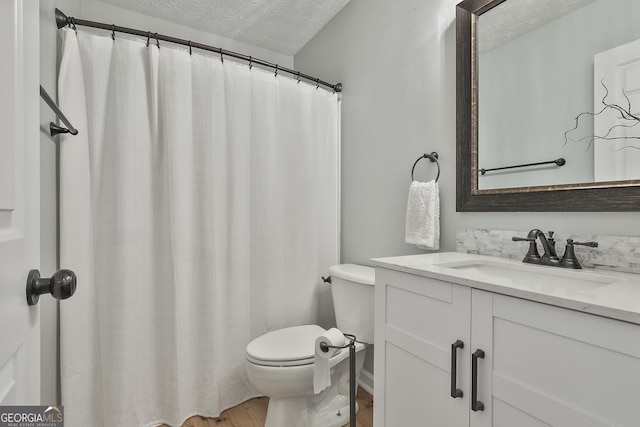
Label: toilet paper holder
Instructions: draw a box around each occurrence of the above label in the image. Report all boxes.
[319,333,357,427]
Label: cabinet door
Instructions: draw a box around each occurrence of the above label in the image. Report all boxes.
[473,293,640,427]
[469,290,493,427]
[374,268,470,426]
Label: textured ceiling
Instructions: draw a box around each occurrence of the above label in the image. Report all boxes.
[97,0,350,56]
[478,0,597,53]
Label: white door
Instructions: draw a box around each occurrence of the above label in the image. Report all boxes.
[594,38,640,181]
[0,0,41,405]
[482,294,640,426]
[374,269,471,427]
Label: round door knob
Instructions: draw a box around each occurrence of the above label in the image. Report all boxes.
[26,269,77,306]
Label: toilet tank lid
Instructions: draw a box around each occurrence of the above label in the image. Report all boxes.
[328,264,375,285]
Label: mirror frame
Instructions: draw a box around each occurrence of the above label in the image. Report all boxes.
[456,0,640,212]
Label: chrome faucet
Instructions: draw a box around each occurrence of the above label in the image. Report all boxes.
[512,230,598,269]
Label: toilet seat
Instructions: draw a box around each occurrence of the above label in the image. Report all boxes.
[245,325,341,367]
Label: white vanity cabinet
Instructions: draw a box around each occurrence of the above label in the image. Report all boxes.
[374,267,640,427]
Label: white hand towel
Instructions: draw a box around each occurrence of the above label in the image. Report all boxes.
[405,180,440,250]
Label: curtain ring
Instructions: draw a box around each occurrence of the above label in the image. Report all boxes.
[146,31,151,48]
[249,56,252,70]
[297,71,301,84]
[274,64,278,78]
[155,33,160,49]
[70,17,77,34]
[111,24,116,41]
[219,48,224,63]
[188,40,192,55]
[316,78,320,90]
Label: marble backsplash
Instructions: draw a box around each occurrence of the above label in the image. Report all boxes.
[456,228,640,275]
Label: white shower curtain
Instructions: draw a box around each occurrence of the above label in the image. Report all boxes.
[58,28,340,427]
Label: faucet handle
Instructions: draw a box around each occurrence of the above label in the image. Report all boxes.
[572,240,598,248]
[561,239,581,269]
[512,236,535,242]
[561,239,598,269]
[512,235,541,264]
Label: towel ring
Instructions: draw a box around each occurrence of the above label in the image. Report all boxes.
[411,152,440,182]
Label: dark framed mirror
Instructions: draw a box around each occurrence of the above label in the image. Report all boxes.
[456,0,640,211]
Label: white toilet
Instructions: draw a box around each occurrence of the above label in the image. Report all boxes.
[245,264,375,427]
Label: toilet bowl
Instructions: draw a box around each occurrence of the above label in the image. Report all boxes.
[244,264,375,427]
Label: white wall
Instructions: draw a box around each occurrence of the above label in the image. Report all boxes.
[295,0,640,374]
[295,0,460,264]
[295,0,640,271]
[38,0,293,404]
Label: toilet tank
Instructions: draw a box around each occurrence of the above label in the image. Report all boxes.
[329,264,375,344]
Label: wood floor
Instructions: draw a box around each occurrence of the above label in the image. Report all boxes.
[162,387,373,427]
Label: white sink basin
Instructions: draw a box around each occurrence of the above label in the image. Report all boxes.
[436,259,618,292]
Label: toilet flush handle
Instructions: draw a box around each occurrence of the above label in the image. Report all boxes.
[321,276,332,284]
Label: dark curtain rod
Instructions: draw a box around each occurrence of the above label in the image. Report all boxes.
[55,9,342,93]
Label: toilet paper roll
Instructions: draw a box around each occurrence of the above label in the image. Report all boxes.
[313,328,346,394]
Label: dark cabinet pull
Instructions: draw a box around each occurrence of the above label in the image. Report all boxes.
[471,349,485,412]
[450,340,464,398]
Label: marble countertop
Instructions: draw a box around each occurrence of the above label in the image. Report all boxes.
[371,252,640,325]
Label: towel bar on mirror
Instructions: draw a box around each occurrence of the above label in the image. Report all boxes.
[411,152,440,182]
